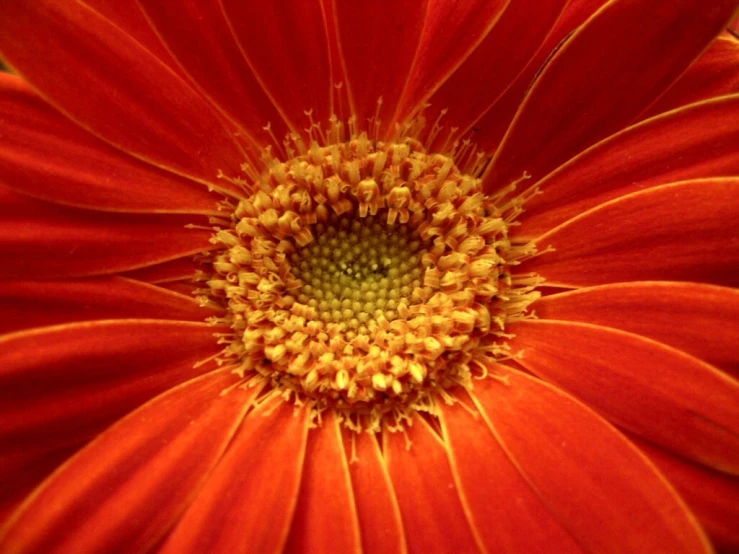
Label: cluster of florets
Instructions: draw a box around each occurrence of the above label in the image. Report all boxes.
[207,137,523,424]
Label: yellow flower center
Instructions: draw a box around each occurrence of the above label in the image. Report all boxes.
[206,134,539,431]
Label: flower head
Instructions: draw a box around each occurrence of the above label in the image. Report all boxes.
[1,1,738,553]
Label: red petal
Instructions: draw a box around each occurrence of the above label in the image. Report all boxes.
[421,0,568,150]
[532,282,739,378]
[520,179,739,288]
[472,0,610,153]
[438,393,583,553]
[390,0,509,132]
[644,32,739,118]
[508,320,739,473]
[0,186,213,279]
[0,74,221,214]
[0,320,223,459]
[160,398,310,554]
[340,428,406,554]
[0,1,246,191]
[384,414,480,553]
[632,436,739,553]
[220,0,333,135]
[484,0,738,190]
[0,370,251,554]
[333,0,428,137]
[0,277,219,335]
[138,1,290,149]
[284,412,362,553]
[473,366,712,554]
[515,95,739,239]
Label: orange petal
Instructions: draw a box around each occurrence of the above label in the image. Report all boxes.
[508,320,739,473]
[340,428,407,554]
[0,320,223,458]
[0,186,213,279]
[532,282,739,378]
[384,414,480,553]
[0,277,219,335]
[514,95,739,239]
[631,436,739,553]
[333,0,428,137]
[121,255,201,284]
[138,1,289,149]
[644,32,739,118]
[0,74,221,214]
[421,0,568,150]
[159,398,310,554]
[0,0,245,192]
[438,393,583,553]
[473,366,712,554]
[0,370,251,554]
[284,412,362,553]
[220,0,333,135]
[520,179,739,288]
[389,0,509,132]
[484,0,738,190]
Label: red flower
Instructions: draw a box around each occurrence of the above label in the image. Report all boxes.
[1,1,739,553]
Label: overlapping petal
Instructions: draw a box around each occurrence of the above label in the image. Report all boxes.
[0,74,221,214]
[160,399,310,554]
[0,186,214,279]
[532,282,739,378]
[284,412,362,553]
[520,179,739,288]
[0,0,246,192]
[384,415,480,553]
[0,370,252,554]
[0,277,220,335]
[514,95,739,239]
[472,366,712,554]
[507,320,739,473]
[484,0,738,190]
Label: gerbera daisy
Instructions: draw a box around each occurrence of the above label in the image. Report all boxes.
[1,0,738,553]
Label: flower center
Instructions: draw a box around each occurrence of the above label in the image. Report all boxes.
[206,136,539,430]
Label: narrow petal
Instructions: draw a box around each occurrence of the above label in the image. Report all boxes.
[520,179,739,288]
[138,0,290,148]
[160,398,310,554]
[0,74,221,214]
[507,320,739,473]
[473,366,712,554]
[644,33,739,118]
[0,277,220,335]
[284,412,362,553]
[438,394,584,553]
[632,436,739,552]
[0,370,252,554]
[515,95,739,239]
[341,429,407,554]
[221,0,333,133]
[421,0,568,150]
[0,320,223,460]
[121,256,201,284]
[532,282,739,378]
[333,0,428,136]
[484,0,738,190]
[0,0,246,191]
[0,186,213,279]
[390,0,509,131]
[384,415,481,553]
